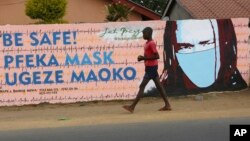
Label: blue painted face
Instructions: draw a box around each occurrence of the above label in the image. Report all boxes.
[175,19,221,88]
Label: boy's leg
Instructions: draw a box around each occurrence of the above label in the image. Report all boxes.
[123,78,150,113]
[153,76,171,111]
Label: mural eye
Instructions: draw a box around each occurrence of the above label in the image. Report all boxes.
[199,40,209,45]
[178,43,194,49]
[199,40,214,46]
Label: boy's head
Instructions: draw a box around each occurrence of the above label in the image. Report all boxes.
[142,27,153,40]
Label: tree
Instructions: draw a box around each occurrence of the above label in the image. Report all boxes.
[25,0,67,24]
[105,2,134,22]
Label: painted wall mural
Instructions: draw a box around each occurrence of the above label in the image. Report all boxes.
[0,21,165,106]
[161,18,249,95]
[0,18,249,106]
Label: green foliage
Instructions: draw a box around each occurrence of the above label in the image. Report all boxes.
[25,0,67,24]
[105,2,134,22]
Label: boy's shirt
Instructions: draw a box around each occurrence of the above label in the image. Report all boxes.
[144,40,158,66]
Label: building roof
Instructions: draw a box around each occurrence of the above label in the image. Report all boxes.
[112,0,162,20]
[176,0,250,19]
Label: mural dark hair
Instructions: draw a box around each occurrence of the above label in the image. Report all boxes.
[162,19,247,95]
[248,19,250,28]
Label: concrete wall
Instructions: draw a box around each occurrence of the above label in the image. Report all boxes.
[0,20,165,106]
[0,19,248,106]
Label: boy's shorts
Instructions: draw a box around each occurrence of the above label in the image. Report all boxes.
[144,65,159,79]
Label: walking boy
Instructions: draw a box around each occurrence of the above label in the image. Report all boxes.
[123,27,171,113]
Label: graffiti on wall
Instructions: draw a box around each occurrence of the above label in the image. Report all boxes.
[0,21,165,106]
[161,19,249,95]
[0,18,249,106]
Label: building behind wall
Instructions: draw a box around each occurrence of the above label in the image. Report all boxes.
[0,0,142,25]
[162,0,250,20]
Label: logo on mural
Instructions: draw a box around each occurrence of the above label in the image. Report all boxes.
[99,27,143,41]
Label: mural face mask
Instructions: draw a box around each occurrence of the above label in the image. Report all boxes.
[175,20,220,88]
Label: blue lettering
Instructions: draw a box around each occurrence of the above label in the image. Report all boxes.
[26,55,34,67]
[16,55,24,68]
[124,67,136,80]
[93,52,102,65]
[81,54,92,65]
[4,55,14,68]
[55,70,64,83]
[15,33,23,46]
[44,71,53,84]
[113,68,123,80]
[53,32,61,45]
[33,71,41,84]
[40,33,52,45]
[104,51,114,64]
[36,54,47,67]
[48,54,59,66]
[5,71,65,86]
[3,33,12,47]
[30,32,39,46]
[71,71,85,82]
[5,73,17,86]
[63,31,71,45]
[99,68,111,81]
[19,72,31,85]
[65,54,80,65]
[87,70,97,82]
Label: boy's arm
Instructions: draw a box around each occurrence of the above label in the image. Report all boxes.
[138,53,159,61]
[138,41,159,61]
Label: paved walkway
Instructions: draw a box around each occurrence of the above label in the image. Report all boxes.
[0,89,249,131]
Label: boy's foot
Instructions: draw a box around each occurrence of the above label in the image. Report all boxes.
[158,106,172,111]
[122,105,134,113]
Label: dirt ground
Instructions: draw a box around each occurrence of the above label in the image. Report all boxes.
[0,88,250,131]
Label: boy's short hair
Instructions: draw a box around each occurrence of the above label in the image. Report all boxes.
[143,27,153,35]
